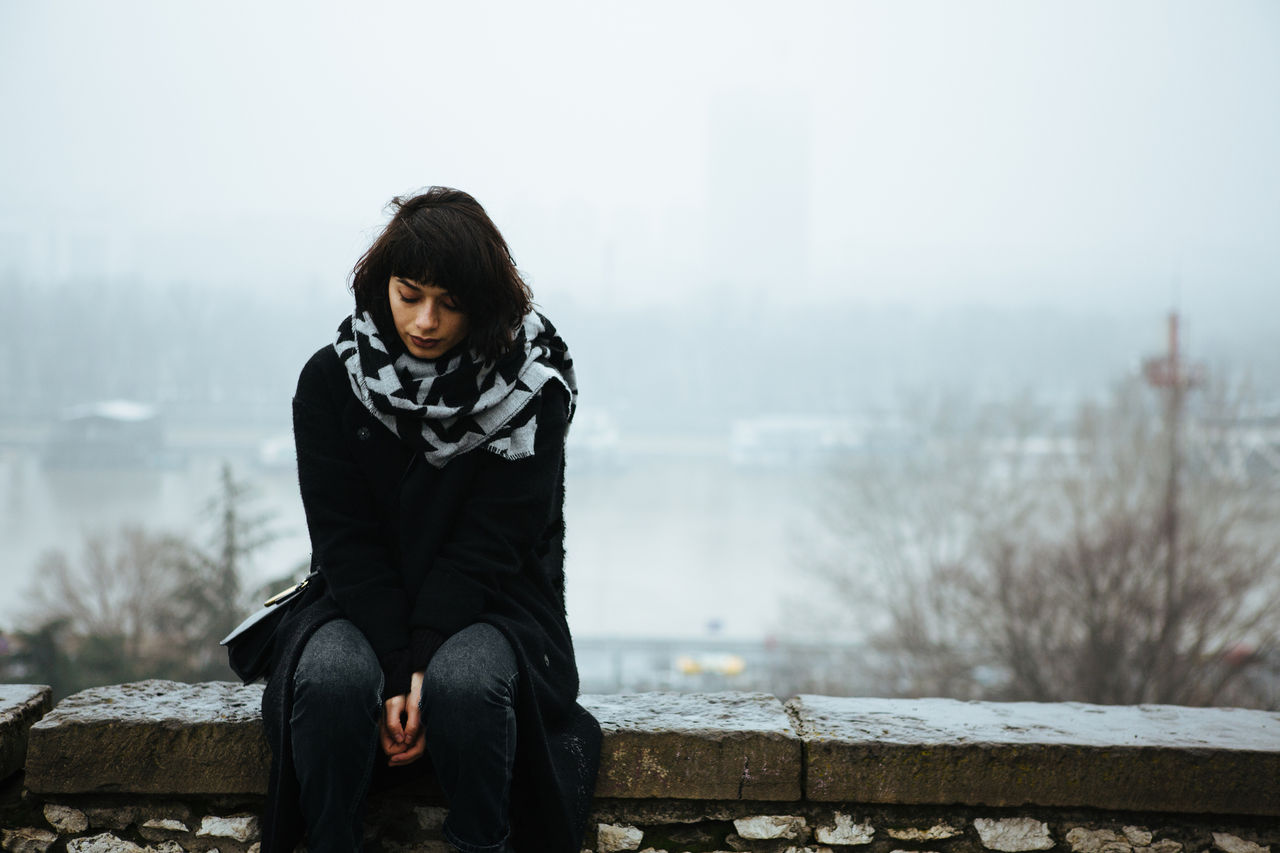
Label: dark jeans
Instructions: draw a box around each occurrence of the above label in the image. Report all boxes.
[291,619,519,853]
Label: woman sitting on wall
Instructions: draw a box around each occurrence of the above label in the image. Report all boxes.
[260,187,600,853]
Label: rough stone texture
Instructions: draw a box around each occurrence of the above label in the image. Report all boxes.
[42,803,88,833]
[888,823,961,841]
[1124,828,1154,847]
[196,814,260,842]
[589,798,779,826]
[148,844,185,853]
[65,834,145,853]
[733,814,806,840]
[1,827,57,853]
[973,818,1055,852]
[814,812,874,845]
[581,693,801,800]
[0,686,52,783]
[1067,828,1127,853]
[412,806,447,831]
[791,695,1280,815]
[140,818,189,832]
[597,823,645,852]
[1151,841,1184,853]
[25,681,269,795]
[1214,834,1270,853]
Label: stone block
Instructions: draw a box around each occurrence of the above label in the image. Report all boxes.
[24,681,269,795]
[0,685,52,782]
[1123,828,1154,847]
[888,823,961,841]
[790,695,1280,815]
[1,827,57,853]
[1213,834,1269,853]
[974,818,1054,852]
[196,815,260,842]
[597,823,644,852]
[42,803,88,833]
[814,812,874,845]
[1067,828,1126,853]
[733,814,805,840]
[65,834,145,853]
[581,692,802,800]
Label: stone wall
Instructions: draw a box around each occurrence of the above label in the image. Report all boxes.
[1,682,1278,853]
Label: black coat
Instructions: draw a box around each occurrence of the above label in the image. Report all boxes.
[261,345,600,853]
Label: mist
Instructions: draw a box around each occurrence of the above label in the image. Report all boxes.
[2,1,1278,670]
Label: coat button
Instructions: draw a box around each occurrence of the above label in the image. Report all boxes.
[356,426,372,440]
[543,654,550,667]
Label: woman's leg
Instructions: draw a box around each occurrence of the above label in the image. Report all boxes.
[290,618,384,853]
[421,622,519,853]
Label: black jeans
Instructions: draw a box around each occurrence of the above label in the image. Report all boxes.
[291,619,519,853]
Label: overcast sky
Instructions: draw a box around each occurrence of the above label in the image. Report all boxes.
[2,0,1278,319]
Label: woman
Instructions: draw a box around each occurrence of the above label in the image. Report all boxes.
[260,187,601,853]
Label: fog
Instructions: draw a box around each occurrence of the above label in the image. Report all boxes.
[2,1,1278,650]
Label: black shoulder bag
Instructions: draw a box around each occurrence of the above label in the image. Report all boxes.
[220,572,319,683]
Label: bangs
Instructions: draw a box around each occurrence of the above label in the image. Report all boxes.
[350,187,533,361]
[386,225,442,289]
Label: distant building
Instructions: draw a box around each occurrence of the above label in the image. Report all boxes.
[43,400,179,468]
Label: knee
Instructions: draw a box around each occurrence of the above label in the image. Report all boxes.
[294,620,383,710]
[422,625,517,713]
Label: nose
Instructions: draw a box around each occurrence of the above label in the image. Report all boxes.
[412,300,439,332]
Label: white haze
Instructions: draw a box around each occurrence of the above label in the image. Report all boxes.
[1,1,1278,640]
[2,1,1277,315]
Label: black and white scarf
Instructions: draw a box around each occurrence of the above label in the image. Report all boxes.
[334,310,577,468]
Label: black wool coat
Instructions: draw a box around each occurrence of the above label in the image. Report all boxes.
[261,345,600,853]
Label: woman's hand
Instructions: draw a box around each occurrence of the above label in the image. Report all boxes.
[379,670,427,766]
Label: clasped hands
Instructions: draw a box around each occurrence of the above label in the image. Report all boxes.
[380,670,427,767]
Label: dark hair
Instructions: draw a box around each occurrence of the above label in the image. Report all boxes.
[350,187,533,361]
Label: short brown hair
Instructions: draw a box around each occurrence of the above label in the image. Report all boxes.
[350,187,534,361]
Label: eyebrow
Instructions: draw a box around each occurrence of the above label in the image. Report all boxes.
[393,276,425,290]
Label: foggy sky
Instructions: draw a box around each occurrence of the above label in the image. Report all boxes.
[2,0,1278,323]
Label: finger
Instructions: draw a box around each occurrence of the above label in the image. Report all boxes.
[388,732,427,767]
[403,696,421,745]
[384,695,406,744]
[404,671,425,743]
[378,715,399,756]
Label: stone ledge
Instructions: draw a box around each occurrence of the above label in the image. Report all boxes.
[0,685,53,782]
[580,692,801,800]
[19,682,1280,818]
[25,681,270,796]
[791,694,1280,816]
[24,684,804,802]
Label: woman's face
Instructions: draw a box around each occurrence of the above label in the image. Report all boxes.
[387,276,471,359]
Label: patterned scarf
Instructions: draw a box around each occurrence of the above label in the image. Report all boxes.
[334,310,577,468]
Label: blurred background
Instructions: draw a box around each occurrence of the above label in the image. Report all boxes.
[2,0,1278,703]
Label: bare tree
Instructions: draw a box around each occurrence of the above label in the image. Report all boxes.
[15,462,278,693]
[22,525,193,687]
[814,379,1280,708]
[171,462,278,679]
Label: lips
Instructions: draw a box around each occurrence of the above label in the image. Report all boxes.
[410,335,439,349]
